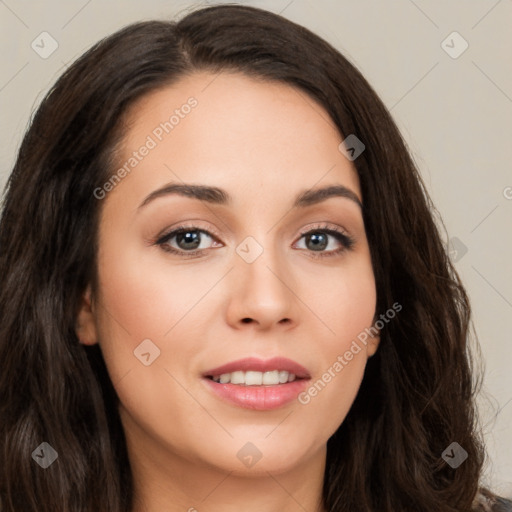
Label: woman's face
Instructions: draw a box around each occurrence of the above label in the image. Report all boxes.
[77,71,379,477]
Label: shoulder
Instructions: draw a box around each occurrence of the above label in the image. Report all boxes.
[494,497,512,512]
[473,488,512,512]
[491,497,512,512]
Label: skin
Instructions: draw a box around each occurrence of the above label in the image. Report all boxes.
[76,71,380,512]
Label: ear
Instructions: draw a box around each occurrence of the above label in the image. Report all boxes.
[75,284,98,345]
[366,332,380,358]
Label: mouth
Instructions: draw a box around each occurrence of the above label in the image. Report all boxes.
[201,357,311,410]
[202,356,311,383]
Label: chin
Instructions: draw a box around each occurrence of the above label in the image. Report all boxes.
[196,436,319,477]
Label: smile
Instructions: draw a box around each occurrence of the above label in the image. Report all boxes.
[202,357,311,410]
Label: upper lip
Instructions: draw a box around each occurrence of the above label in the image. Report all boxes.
[203,357,311,379]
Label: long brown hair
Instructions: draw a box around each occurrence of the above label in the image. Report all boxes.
[0,4,509,511]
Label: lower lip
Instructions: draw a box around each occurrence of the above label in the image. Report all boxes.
[202,377,309,410]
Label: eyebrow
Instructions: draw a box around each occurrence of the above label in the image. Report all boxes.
[138,182,363,210]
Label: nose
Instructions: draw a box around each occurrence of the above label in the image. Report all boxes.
[225,241,300,331]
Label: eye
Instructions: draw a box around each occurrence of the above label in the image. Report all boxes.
[154,223,355,259]
[295,224,355,259]
[155,225,221,258]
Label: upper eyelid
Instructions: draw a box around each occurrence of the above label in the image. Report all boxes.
[157,223,222,243]
[299,224,349,237]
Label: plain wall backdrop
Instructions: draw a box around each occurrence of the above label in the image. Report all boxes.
[1,0,511,498]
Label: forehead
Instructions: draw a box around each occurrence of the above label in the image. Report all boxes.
[109,70,361,209]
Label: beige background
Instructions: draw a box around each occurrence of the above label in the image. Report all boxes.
[1,0,511,497]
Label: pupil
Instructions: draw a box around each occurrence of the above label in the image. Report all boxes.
[308,233,327,251]
[177,231,200,250]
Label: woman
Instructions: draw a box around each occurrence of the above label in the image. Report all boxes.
[0,4,510,511]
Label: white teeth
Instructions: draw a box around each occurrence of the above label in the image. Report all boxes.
[278,370,289,384]
[262,370,279,385]
[230,371,245,384]
[245,371,263,385]
[211,370,297,386]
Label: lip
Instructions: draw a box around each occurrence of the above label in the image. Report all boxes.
[202,378,309,410]
[202,357,311,379]
[201,357,311,411]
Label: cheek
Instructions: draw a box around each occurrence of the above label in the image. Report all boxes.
[92,234,199,385]
[93,232,236,417]
[95,229,207,339]
[93,244,211,450]
[297,357,367,449]
[296,256,376,429]
[312,253,377,347]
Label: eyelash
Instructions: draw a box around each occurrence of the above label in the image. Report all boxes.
[154,223,355,260]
